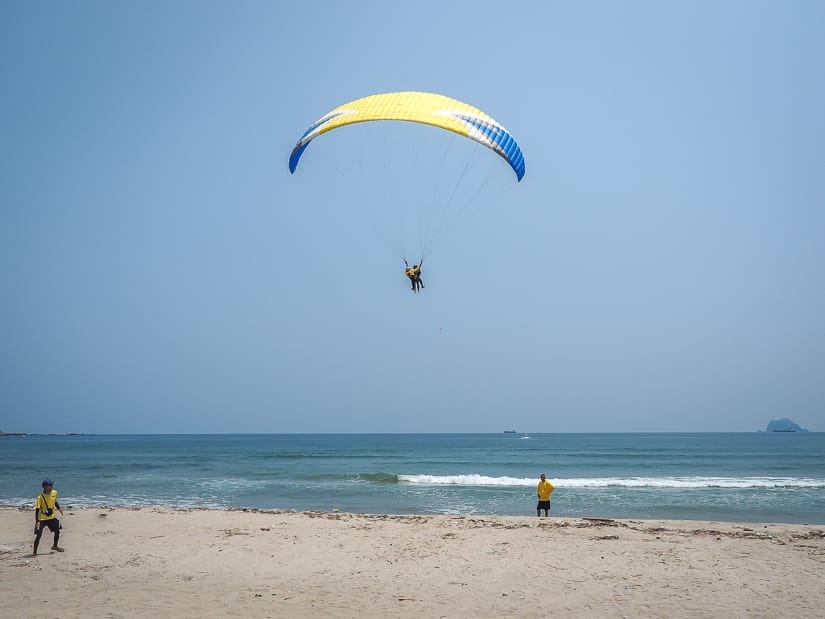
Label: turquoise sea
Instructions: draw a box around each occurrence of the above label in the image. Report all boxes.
[1,433,823,524]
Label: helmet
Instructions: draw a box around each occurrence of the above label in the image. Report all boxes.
[42,479,54,487]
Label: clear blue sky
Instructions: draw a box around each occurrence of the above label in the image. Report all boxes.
[2,1,823,433]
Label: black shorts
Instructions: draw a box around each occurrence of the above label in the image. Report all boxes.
[37,519,59,533]
[537,500,551,511]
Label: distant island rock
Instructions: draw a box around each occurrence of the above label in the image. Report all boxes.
[766,419,808,432]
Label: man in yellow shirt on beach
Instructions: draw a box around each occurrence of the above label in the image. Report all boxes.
[537,473,554,518]
[33,479,64,556]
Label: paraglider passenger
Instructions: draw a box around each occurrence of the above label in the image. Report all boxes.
[404,259,425,293]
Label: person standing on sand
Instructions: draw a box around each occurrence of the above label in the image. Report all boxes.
[536,473,554,517]
[33,479,64,556]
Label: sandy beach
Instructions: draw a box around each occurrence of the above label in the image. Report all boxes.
[1,506,823,618]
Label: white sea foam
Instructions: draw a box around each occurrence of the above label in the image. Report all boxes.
[562,477,825,489]
[197,478,260,492]
[398,474,825,489]
[399,474,535,486]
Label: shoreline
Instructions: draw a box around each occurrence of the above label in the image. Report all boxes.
[2,507,824,618]
[7,501,825,524]
[2,501,824,524]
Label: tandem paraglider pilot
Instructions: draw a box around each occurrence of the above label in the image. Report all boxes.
[33,479,64,556]
[404,259,425,293]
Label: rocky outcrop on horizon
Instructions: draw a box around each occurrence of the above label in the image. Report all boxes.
[766,419,808,432]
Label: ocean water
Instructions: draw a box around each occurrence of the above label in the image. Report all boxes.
[1,433,823,524]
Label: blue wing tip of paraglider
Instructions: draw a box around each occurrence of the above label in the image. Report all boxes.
[512,151,526,182]
[456,114,525,182]
[504,136,526,182]
[289,143,308,174]
[514,158,525,181]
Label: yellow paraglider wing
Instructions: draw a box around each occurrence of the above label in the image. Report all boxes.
[288,91,525,181]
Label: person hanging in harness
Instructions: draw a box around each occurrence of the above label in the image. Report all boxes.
[404,259,425,293]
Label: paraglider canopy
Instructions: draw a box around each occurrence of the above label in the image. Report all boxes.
[289,91,525,181]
